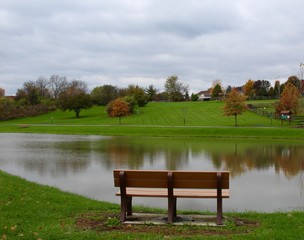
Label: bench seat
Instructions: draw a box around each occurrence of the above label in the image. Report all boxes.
[116,188,230,198]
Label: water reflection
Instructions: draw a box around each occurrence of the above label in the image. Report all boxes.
[92,137,304,179]
[209,143,304,178]
[0,133,303,212]
[93,137,192,170]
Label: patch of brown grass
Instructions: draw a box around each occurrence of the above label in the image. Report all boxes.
[76,212,259,237]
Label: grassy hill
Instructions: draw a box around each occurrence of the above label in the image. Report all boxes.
[0,101,279,126]
[0,101,303,139]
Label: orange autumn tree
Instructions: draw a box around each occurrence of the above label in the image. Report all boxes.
[242,79,255,98]
[223,88,247,126]
[106,98,130,124]
[275,82,300,114]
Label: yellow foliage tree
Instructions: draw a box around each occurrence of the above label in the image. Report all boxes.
[275,82,300,114]
[223,88,247,126]
[242,79,255,97]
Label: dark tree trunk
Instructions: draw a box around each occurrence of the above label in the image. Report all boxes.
[75,108,81,118]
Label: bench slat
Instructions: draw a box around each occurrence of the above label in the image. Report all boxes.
[114,179,168,188]
[116,188,230,198]
[113,170,229,189]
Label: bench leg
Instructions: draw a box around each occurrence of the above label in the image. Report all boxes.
[217,197,223,225]
[168,197,176,223]
[127,197,132,216]
[120,196,127,222]
[173,198,177,218]
[120,196,133,222]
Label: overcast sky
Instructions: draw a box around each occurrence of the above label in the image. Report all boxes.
[1,0,304,95]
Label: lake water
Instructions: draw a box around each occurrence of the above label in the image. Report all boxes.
[0,133,303,212]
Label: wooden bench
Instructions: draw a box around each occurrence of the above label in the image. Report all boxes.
[113,170,230,225]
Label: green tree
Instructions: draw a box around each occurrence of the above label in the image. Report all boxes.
[274,80,281,99]
[106,98,130,124]
[191,93,199,101]
[126,84,148,107]
[90,85,118,106]
[223,88,247,126]
[164,75,189,102]
[212,83,223,99]
[145,84,158,101]
[268,87,275,98]
[226,85,232,95]
[275,82,300,114]
[287,75,301,91]
[253,80,271,97]
[15,81,40,105]
[57,80,92,118]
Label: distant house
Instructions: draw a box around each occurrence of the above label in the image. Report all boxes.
[5,96,15,101]
[235,86,243,93]
[197,90,211,101]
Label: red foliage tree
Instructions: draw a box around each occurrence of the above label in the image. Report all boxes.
[106,98,130,124]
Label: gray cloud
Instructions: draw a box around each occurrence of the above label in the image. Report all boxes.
[1,0,304,95]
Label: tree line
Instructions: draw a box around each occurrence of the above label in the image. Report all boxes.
[0,74,303,121]
[207,76,304,100]
[0,74,189,120]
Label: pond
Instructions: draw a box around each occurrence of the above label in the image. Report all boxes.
[0,133,303,212]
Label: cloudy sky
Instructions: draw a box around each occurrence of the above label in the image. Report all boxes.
[1,0,304,95]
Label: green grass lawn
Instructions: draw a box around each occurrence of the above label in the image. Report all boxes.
[0,101,280,126]
[1,101,303,139]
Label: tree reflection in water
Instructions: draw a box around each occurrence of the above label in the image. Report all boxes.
[1,134,302,179]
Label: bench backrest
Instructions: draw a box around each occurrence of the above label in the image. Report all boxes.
[113,170,229,189]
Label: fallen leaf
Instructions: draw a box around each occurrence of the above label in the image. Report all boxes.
[10,225,17,231]
[60,222,65,229]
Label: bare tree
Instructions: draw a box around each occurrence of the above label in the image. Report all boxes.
[48,75,68,99]
[36,76,50,98]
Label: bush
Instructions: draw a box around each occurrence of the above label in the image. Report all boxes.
[0,98,56,121]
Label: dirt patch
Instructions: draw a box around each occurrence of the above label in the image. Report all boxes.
[76,212,259,237]
[234,218,260,227]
